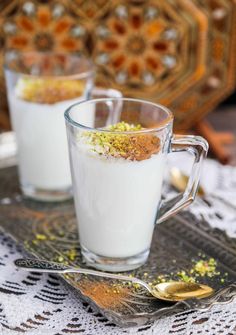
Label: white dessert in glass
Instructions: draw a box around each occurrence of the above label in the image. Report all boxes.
[4,52,96,201]
[7,77,88,200]
[65,97,208,272]
[69,122,166,270]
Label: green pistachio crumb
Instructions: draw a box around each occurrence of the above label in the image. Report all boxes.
[57,256,64,262]
[36,234,47,240]
[109,121,142,132]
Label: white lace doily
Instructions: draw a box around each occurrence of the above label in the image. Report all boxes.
[0,154,236,335]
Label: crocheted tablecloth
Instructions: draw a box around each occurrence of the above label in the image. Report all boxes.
[0,152,236,335]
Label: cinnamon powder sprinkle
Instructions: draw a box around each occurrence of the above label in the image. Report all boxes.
[79,281,129,309]
[85,122,160,161]
[16,77,85,104]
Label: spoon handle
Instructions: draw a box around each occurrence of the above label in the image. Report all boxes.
[15,258,72,272]
[15,258,151,292]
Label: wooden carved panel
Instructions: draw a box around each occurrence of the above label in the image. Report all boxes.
[0,0,235,131]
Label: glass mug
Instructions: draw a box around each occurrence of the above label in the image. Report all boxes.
[65,98,208,272]
[4,52,121,201]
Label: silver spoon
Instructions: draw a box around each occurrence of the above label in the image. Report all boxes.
[15,258,214,302]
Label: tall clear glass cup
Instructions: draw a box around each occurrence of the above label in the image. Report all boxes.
[4,52,121,201]
[65,98,208,272]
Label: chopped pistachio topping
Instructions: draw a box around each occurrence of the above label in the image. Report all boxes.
[176,258,220,283]
[65,248,78,261]
[109,121,142,132]
[193,258,218,277]
[35,234,47,241]
[57,256,65,263]
[15,77,85,104]
[84,122,160,161]
[177,270,196,283]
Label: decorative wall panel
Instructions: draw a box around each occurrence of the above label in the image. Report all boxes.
[0,0,235,131]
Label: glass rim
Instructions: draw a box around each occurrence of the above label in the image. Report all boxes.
[64,97,173,134]
[4,51,94,80]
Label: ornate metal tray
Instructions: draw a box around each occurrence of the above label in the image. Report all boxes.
[0,164,236,327]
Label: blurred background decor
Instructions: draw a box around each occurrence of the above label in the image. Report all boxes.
[0,0,235,160]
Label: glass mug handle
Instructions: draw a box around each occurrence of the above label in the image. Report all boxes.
[156,135,209,224]
[90,88,123,124]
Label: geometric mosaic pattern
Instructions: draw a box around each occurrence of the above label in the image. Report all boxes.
[0,0,235,131]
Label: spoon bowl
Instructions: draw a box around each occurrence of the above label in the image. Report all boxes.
[15,258,214,302]
[170,167,205,196]
[153,281,214,301]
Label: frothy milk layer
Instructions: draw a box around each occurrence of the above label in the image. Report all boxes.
[71,138,166,258]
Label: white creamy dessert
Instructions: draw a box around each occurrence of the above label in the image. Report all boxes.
[70,122,166,258]
[7,77,90,197]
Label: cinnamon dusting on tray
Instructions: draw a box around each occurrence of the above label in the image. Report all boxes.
[79,281,129,309]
